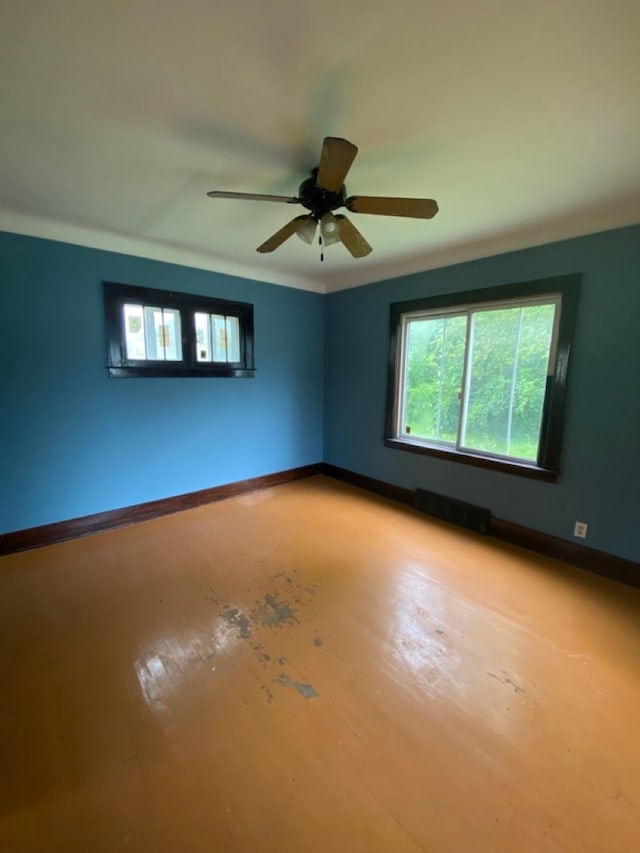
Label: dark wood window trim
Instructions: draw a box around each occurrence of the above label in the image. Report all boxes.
[383,438,558,481]
[384,274,581,480]
[103,281,255,378]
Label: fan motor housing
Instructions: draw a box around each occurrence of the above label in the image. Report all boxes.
[298,171,346,220]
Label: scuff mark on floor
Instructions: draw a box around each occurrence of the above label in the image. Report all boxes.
[274,672,318,699]
[487,670,526,694]
[206,574,324,690]
[254,593,297,628]
[260,685,274,703]
[221,604,252,639]
[252,642,271,664]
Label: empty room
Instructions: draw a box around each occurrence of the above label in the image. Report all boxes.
[1,1,639,851]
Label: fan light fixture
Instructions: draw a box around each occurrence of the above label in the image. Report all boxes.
[320,212,340,247]
[296,217,317,244]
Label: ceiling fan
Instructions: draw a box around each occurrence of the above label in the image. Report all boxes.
[206,137,439,259]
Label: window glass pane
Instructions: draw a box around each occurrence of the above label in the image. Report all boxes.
[402,314,466,444]
[212,314,228,361]
[161,308,181,361]
[144,306,164,360]
[195,312,211,362]
[225,316,240,362]
[123,304,146,359]
[461,303,556,460]
[143,306,182,361]
[510,303,556,456]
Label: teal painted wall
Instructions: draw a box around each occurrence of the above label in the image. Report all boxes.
[2,225,639,564]
[324,225,640,563]
[0,232,324,534]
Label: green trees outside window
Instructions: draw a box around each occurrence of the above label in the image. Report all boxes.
[403,302,556,461]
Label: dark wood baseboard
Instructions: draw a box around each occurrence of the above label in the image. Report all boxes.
[322,464,415,506]
[0,463,323,556]
[486,518,639,589]
[3,461,637,589]
[322,463,639,589]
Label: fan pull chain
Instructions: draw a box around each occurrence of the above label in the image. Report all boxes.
[319,234,324,262]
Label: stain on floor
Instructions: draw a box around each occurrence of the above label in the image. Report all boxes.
[253,592,297,628]
[221,604,252,639]
[274,673,318,699]
[208,571,323,702]
[260,685,274,703]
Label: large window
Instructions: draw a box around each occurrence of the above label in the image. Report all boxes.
[385,275,580,479]
[103,282,254,378]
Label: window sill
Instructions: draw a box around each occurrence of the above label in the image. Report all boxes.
[108,366,255,379]
[383,438,558,482]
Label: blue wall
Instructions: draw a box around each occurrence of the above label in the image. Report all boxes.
[324,225,640,563]
[0,232,324,534]
[2,226,639,564]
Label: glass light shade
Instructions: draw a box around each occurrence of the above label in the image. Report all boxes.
[296,217,317,244]
[320,213,340,246]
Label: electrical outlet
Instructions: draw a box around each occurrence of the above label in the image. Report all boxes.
[574,521,588,539]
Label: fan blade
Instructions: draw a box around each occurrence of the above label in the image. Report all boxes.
[256,215,313,253]
[346,196,438,219]
[207,191,299,203]
[336,215,372,258]
[316,137,358,192]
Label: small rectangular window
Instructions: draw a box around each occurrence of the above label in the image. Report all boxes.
[124,304,183,361]
[104,282,254,378]
[195,313,241,363]
[385,275,580,479]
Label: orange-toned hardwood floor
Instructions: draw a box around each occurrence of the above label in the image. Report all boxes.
[1,476,639,852]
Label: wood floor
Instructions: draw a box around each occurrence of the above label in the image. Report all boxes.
[1,476,639,852]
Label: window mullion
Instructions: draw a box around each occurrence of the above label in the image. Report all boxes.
[160,308,167,361]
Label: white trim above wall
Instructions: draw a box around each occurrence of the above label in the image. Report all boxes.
[0,209,325,294]
[323,199,640,292]
[2,203,639,296]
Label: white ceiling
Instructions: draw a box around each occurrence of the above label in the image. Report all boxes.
[1,0,639,294]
